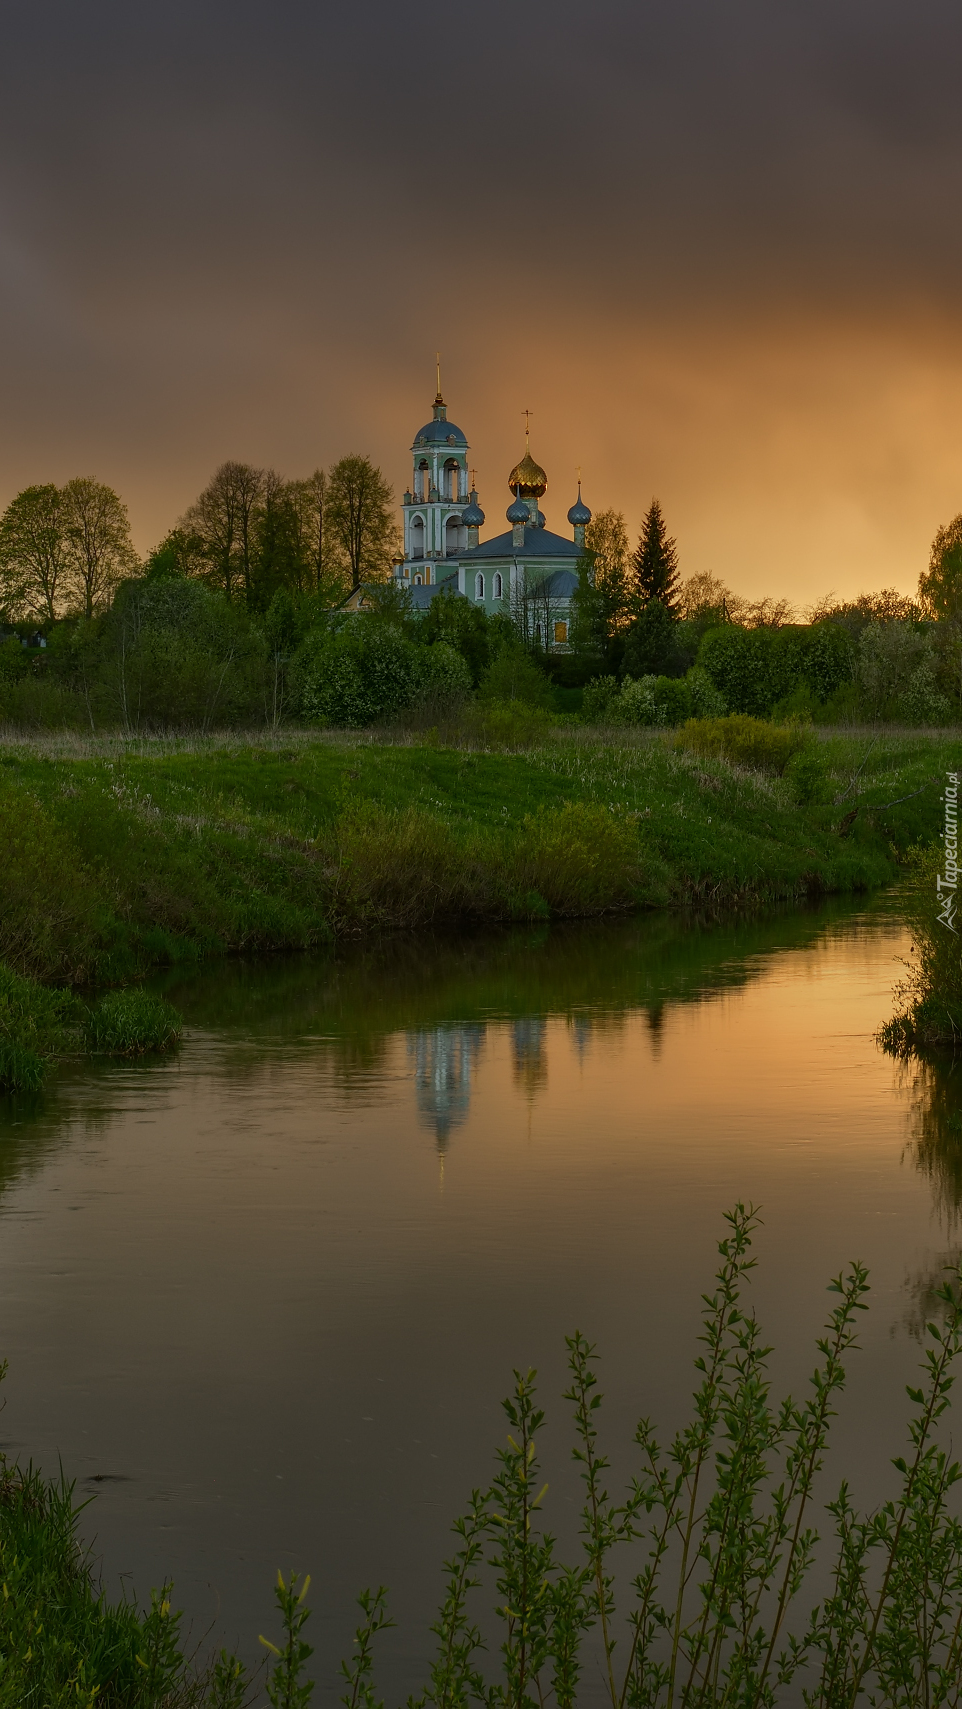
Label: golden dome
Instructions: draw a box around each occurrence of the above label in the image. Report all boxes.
[508,447,547,498]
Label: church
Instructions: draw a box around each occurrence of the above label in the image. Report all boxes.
[390,385,592,649]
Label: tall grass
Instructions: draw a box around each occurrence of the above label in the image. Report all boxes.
[10,1208,962,1705]
[879,846,962,1050]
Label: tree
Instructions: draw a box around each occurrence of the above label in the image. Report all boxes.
[622,598,678,677]
[920,516,962,621]
[61,478,139,617]
[677,570,736,622]
[632,500,680,612]
[0,484,69,619]
[570,509,632,665]
[179,462,265,603]
[324,455,397,590]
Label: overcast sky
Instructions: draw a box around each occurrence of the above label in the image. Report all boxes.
[2,0,962,599]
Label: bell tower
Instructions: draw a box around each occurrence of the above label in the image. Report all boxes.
[399,365,471,582]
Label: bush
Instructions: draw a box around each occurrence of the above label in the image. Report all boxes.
[0,962,83,1091]
[581,675,621,723]
[478,648,554,708]
[466,700,554,748]
[676,714,811,773]
[698,621,853,717]
[412,640,473,709]
[83,989,183,1055]
[685,664,727,718]
[510,801,644,913]
[293,619,418,726]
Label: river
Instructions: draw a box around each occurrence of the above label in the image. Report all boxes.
[1,897,960,1697]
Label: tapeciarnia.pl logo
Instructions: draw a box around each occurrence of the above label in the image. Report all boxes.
[937,771,959,933]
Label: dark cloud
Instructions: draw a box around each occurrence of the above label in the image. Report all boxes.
[1,1,962,593]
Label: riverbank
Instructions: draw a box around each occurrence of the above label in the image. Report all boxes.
[0,726,955,990]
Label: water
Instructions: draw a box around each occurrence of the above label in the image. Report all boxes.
[1,898,961,1694]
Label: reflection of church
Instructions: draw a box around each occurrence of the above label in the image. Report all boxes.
[391,386,592,648]
[408,1026,485,1148]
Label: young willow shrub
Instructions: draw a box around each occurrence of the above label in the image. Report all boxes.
[676,714,810,774]
[327,1203,962,1709]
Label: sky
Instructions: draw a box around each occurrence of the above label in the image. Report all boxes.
[2,0,962,602]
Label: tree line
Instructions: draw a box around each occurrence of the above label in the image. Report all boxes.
[0,455,398,623]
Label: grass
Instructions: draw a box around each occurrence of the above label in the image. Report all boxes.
[10,1207,962,1706]
[0,963,182,1091]
[0,724,955,989]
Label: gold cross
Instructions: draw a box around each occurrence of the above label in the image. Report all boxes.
[523,408,532,446]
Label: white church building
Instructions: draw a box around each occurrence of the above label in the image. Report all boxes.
[391,386,592,649]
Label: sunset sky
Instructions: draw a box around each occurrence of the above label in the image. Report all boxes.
[2,0,961,602]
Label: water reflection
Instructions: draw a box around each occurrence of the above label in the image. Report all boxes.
[900,1049,962,1217]
[1,891,958,1696]
[409,1027,485,1147]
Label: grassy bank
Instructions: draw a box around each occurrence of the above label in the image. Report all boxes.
[0,725,956,994]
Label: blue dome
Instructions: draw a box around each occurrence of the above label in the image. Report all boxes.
[536,509,546,528]
[462,492,485,526]
[567,484,591,526]
[414,418,468,447]
[506,493,529,524]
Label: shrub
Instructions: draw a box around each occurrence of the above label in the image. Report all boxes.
[0,961,83,1090]
[880,844,962,1049]
[412,640,473,708]
[478,648,554,708]
[685,663,727,718]
[292,620,418,727]
[676,713,811,773]
[510,801,644,912]
[83,988,183,1055]
[580,675,621,723]
[608,675,692,727]
[466,700,554,748]
[698,621,853,716]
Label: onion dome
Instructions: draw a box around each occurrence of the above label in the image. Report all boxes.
[535,509,546,528]
[506,490,529,524]
[462,489,485,527]
[567,482,591,527]
[507,446,547,498]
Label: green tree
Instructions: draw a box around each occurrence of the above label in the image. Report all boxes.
[570,509,632,666]
[325,455,397,590]
[920,515,962,621]
[420,584,491,683]
[0,484,68,619]
[622,598,678,677]
[61,478,140,618]
[632,499,680,611]
[179,461,265,603]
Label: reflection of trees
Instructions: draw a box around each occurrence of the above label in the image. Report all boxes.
[408,1027,485,1150]
[901,1050,962,1219]
[899,1246,962,1339]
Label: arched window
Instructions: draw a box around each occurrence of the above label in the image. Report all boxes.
[418,460,430,502]
[494,572,503,599]
[444,459,460,501]
[475,573,485,600]
[414,573,423,585]
[410,515,425,558]
[444,517,460,557]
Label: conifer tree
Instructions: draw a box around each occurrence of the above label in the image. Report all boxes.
[632,500,680,612]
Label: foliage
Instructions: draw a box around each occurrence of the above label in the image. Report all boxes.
[325,455,398,590]
[676,714,811,773]
[621,598,679,678]
[412,641,473,710]
[880,844,962,1049]
[0,962,83,1091]
[419,585,494,684]
[478,647,554,708]
[698,622,853,717]
[920,515,962,622]
[61,478,140,619]
[0,479,137,622]
[581,676,621,723]
[260,1571,317,1709]
[293,620,418,727]
[685,664,727,718]
[0,484,69,620]
[569,511,632,666]
[632,499,680,611]
[858,622,951,722]
[83,988,183,1055]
